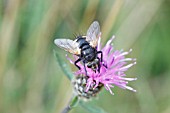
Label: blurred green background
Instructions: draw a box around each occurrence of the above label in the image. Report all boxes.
[0,0,170,113]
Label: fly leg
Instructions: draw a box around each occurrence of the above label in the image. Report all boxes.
[97,51,107,68]
[97,51,103,62]
[97,57,101,73]
[83,60,88,76]
[74,58,81,70]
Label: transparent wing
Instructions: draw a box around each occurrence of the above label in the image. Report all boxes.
[86,21,100,48]
[54,39,81,55]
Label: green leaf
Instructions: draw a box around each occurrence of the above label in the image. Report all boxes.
[79,101,107,113]
[53,49,73,80]
[70,96,79,108]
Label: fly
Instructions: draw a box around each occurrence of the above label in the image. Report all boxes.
[54,21,106,76]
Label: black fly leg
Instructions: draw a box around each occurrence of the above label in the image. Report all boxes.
[83,60,88,76]
[97,57,101,73]
[74,58,82,70]
[97,51,107,68]
[97,51,103,62]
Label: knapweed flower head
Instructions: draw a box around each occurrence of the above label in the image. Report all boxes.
[67,35,137,97]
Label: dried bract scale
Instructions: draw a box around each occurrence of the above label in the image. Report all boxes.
[72,74,103,100]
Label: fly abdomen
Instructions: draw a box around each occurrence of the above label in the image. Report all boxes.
[76,37,89,48]
[81,44,90,50]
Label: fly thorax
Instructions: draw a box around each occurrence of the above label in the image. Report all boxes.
[85,54,95,61]
[83,48,96,61]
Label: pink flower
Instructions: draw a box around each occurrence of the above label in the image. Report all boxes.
[67,35,137,95]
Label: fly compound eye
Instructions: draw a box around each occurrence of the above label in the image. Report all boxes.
[87,64,92,68]
[94,59,99,63]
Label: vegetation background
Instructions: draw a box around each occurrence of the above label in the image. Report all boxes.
[0,0,170,113]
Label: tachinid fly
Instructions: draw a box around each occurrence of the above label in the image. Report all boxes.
[54,21,106,76]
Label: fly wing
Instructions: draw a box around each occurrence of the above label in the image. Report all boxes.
[54,39,81,55]
[86,21,100,48]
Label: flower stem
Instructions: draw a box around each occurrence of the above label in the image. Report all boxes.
[61,96,79,113]
[62,105,71,113]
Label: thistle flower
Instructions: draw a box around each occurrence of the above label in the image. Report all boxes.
[66,35,137,98]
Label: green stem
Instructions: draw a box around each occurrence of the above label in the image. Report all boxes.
[61,96,79,113]
[62,105,71,113]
